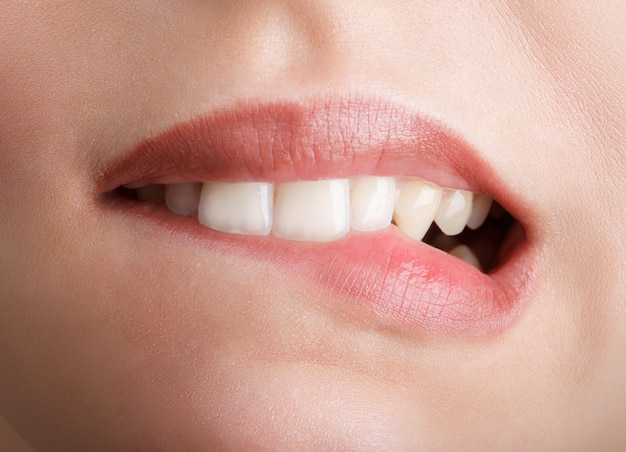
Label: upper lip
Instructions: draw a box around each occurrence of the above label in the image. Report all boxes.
[96,95,524,216]
[96,94,538,336]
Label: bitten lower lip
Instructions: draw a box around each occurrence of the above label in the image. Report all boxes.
[97,95,538,336]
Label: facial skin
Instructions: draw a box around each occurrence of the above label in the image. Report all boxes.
[0,1,625,450]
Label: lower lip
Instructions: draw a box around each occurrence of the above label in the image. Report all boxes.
[108,198,536,337]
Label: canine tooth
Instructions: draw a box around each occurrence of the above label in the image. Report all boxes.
[434,189,472,236]
[165,183,202,216]
[198,182,273,235]
[466,194,493,230]
[136,185,165,203]
[448,245,483,271]
[350,176,396,231]
[393,180,442,241]
[273,179,350,242]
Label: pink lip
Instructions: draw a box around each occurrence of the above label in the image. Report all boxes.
[98,96,538,337]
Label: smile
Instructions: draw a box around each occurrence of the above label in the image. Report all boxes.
[97,95,539,336]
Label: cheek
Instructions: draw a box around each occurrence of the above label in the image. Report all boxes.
[0,182,207,444]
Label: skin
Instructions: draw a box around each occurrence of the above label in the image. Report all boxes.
[0,1,625,450]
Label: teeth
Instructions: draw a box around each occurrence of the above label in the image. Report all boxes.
[434,189,473,236]
[198,182,273,235]
[393,180,442,241]
[165,183,202,216]
[466,194,493,230]
[273,179,350,242]
[133,176,503,274]
[350,176,396,232]
[448,245,483,271]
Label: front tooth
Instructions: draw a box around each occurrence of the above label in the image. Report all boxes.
[165,182,202,216]
[198,182,273,235]
[273,179,350,242]
[393,180,442,241]
[466,194,493,230]
[350,176,396,231]
[448,245,483,271]
[434,189,473,236]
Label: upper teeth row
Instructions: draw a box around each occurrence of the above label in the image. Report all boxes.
[138,177,493,243]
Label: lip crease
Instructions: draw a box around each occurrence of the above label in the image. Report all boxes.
[97,95,538,337]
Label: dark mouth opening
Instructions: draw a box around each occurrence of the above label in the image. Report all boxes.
[421,202,521,272]
[107,185,523,274]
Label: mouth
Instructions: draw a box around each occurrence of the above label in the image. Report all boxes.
[96,96,538,336]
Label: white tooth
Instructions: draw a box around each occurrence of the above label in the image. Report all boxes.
[434,189,473,236]
[165,182,202,216]
[136,185,165,203]
[273,179,350,242]
[393,180,442,241]
[198,182,273,235]
[350,176,396,232]
[466,194,493,230]
[448,245,483,272]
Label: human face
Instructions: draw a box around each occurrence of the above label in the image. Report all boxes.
[0,1,624,449]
